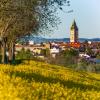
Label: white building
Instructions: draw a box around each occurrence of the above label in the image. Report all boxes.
[29,41,34,45]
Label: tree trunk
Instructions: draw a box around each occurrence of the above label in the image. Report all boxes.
[1,38,8,64]
[8,42,15,64]
[12,42,15,63]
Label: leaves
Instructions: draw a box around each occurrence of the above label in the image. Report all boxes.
[0,0,70,41]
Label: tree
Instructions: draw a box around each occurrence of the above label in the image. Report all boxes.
[41,48,50,57]
[49,48,79,66]
[61,48,79,65]
[0,0,40,63]
[16,48,33,60]
[0,0,70,64]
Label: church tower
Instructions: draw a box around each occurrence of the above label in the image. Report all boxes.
[70,20,78,43]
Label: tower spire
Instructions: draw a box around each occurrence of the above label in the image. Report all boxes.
[71,20,78,30]
[70,20,78,43]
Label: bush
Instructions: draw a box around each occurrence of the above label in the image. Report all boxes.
[41,48,50,57]
[16,48,34,60]
[76,58,97,72]
[48,48,79,66]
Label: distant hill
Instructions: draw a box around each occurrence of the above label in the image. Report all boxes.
[31,37,100,43]
[19,36,100,43]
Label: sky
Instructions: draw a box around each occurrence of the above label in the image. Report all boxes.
[42,0,100,39]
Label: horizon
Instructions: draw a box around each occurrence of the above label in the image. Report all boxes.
[31,36,100,40]
[42,36,100,39]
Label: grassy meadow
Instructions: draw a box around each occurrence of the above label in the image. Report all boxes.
[0,61,100,100]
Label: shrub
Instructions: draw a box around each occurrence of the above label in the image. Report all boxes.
[16,48,34,60]
[48,48,79,66]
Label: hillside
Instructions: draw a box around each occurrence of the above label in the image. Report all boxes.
[0,61,100,100]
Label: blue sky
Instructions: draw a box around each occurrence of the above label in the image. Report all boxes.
[42,0,100,39]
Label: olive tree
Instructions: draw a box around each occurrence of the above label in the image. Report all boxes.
[0,0,70,64]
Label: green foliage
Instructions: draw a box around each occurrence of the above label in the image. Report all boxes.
[41,48,50,57]
[0,0,70,64]
[16,48,33,60]
[86,47,94,56]
[62,48,79,57]
[76,58,97,72]
[50,48,79,66]
[96,53,100,59]
[0,0,70,41]
[0,61,100,99]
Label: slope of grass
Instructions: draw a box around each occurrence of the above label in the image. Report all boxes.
[0,61,100,100]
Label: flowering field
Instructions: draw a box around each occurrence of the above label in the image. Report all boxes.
[0,61,100,100]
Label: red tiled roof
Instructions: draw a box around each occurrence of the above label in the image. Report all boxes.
[59,42,80,48]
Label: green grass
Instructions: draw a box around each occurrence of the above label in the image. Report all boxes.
[0,61,100,100]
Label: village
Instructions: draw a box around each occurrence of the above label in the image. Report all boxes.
[15,20,100,64]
